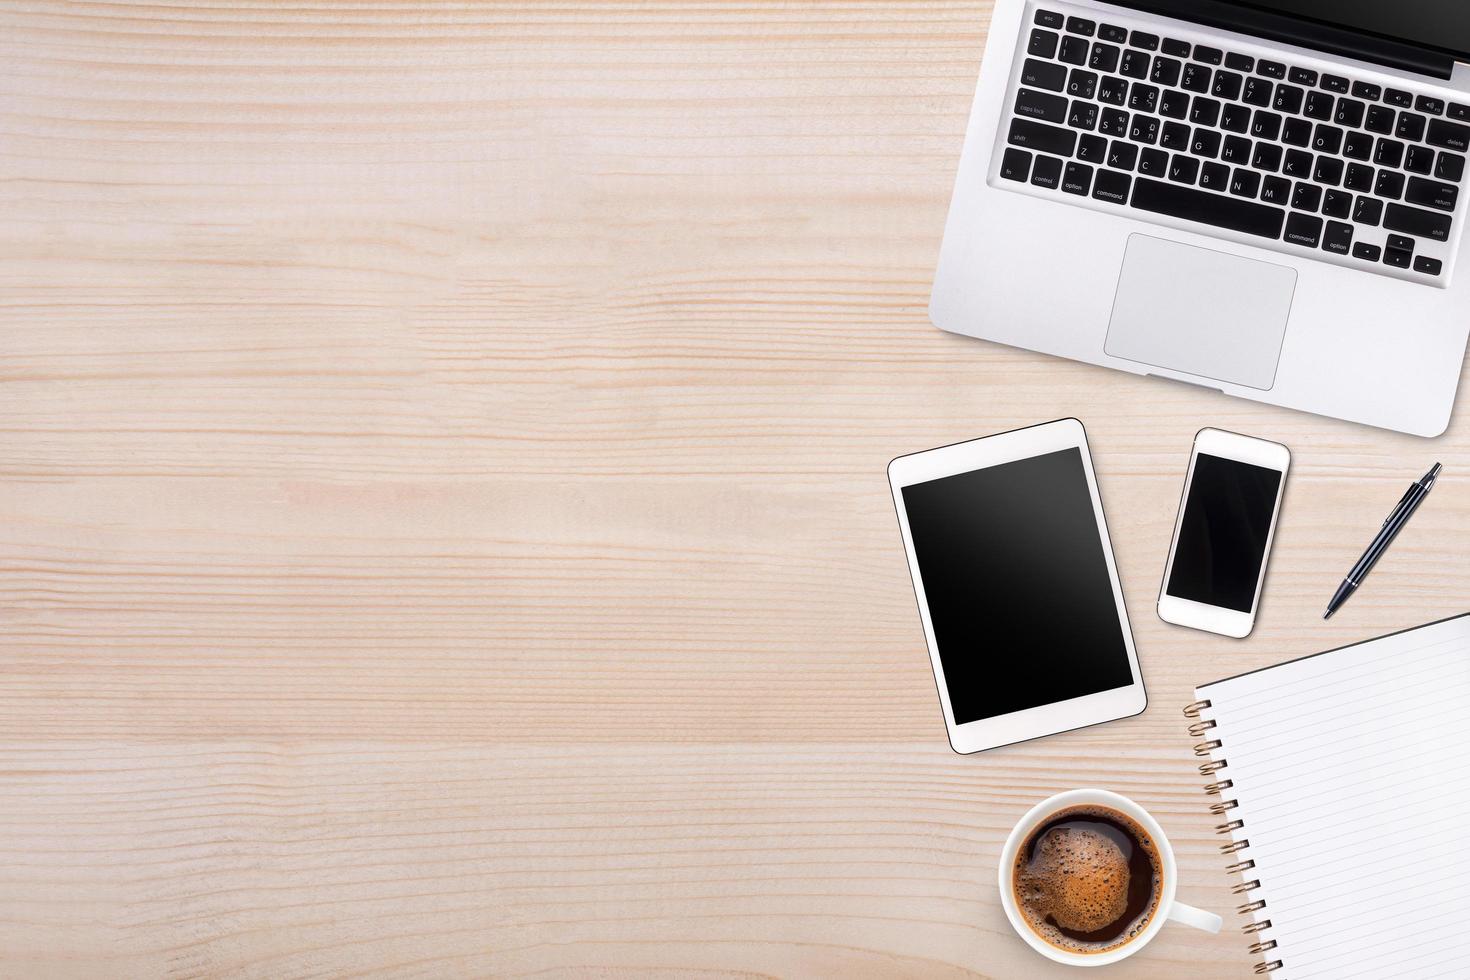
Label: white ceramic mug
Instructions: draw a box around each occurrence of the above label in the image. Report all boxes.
[999,789,1223,966]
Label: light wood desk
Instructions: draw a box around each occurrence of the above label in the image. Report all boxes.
[2,2,1467,976]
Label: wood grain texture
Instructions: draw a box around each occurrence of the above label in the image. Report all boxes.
[1,1,1467,976]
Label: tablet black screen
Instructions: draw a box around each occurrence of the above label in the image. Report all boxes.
[902,448,1135,725]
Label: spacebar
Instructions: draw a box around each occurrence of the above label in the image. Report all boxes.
[1130,178,1286,239]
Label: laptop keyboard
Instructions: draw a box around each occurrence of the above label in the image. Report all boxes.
[997,4,1468,283]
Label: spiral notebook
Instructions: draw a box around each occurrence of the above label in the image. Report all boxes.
[1185,613,1470,979]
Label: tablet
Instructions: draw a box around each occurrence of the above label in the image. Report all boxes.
[888,419,1146,754]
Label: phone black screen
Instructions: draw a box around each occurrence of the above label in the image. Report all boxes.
[1165,453,1283,613]
[901,448,1134,726]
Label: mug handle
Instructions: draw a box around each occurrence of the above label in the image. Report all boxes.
[1167,900,1223,934]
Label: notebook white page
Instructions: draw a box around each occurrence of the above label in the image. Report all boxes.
[1194,614,1470,980]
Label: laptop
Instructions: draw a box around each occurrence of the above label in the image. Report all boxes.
[931,0,1470,436]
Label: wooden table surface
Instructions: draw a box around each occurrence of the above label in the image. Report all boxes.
[2,1,1467,976]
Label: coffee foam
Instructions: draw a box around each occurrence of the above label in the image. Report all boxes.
[1016,826,1130,932]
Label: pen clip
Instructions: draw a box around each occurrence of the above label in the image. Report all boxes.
[1385,486,1415,525]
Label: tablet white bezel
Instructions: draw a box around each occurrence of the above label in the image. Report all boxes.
[1157,428,1291,639]
[888,418,1146,754]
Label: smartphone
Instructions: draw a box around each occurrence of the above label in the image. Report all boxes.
[1158,428,1290,638]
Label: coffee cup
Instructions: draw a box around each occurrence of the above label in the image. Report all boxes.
[999,789,1222,966]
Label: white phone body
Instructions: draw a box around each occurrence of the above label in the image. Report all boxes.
[1158,428,1291,638]
[889,418,1146,754]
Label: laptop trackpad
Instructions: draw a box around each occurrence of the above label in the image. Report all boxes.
[1105,234,1297,391]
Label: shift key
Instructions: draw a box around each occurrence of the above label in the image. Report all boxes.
[1384,203,1453,241]
[1014,87,1070,124]
[1008,117,1078,157]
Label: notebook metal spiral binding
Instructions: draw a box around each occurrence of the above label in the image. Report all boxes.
[1186,701,1280,976]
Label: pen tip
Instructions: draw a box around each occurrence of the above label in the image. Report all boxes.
[1323,609,1333,620]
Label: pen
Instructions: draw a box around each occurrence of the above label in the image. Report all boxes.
[1324,463,1441,619]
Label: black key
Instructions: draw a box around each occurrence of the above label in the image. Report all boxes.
[1066,16,1095,37]
[1226,52,1254,72]
[1068,69,1098,100]
[1130,30,1159,51]
[1091,42,1120,73]
[1314,156,1344,186]
[1062,161,1093,194]
[1036,9,1064,28]
[1068,101,1099,131]
[1138,147,1169,176]
[1415,255,1443,275]
[1000,147,1031,182]
[1261,175,1291,204]
[1169,153,1200,184]
[1313,124,1343,154]
[1417,95,1445,116]
[1100,24,1129,44]
[1353,81,1382,101]
[1437,152,1466,182]
[1151,56,1181,86]
[1098,75,1129,105]
[1016,88,1069,124]
[1289,66,1318,86]
[1181,63,1211,93]
[1282,149,1313,178]
[1304,91,1334,120]
[1285,212,1323,247]
[1375,170,1406,199]
[1405,144,1434,174]
[1354,195,1384,225]
[1060,35,1089,66]
[1029,29,1059,59]
[1190,96,1221,127]
[1323,189,1352,218]
[1021,59,1068,92]
[1386,88,1413,108]
[1374,138,1405,168]
[1353,242,1382,261]
[1129,114,1160,144]
[1230,168,1261,198]
[1129,82,1159,113]
[1252,143,1283,172]
[1323,220,1354,254]
[1078,133,1108,163]
[1200,161,1231,191]
[1193,45,1223,65]
[1274,84,1304,114]
[1092,168,1131,203]
[1221,103,1251,133]
[1257,60,1286,79]
[1008,117,1077,156]
[1099,107,1129,136]
[1107,139,1138,170]
[1242,76,1273,107]
[1159,89,1190,120]
[1131,176,1286,238]
[1343,131,1374,161]
[1291,183,1322,212]
[1120,49,1151,79]
[1387,234,1415,254]
[1365,105,1396,134]
[1191,129,1222,158]
[1428,119,1470,152]
[1450,102,1470,122]
[1162,38,1191,58]
[1283,117,1313,147]
[1345,163,1375,191]
[1252,111,1282,140]
[1321,74,1350,94]
[1405,177,1458,211]
[1212,71,1242,100]
[1397,112,1427,142]
[1031,154,1063,188]
[1384,246,1412,268]
[1335,98,1365,128]
[1221,135,1251,164]
[1161,121,1191,150]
